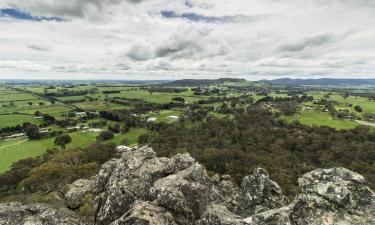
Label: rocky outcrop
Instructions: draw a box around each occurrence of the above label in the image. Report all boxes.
[250,167,375,225]
[92,146,199,225]
[3,147,374,225]
[92,146,288,225]
[91,147,375,225]
[0,202,85,225]
[65,178,95,209]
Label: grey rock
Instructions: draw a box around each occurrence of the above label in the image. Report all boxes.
[65,178,95,209]
[288,167,375,225]
[93,146,196,225]
[238,168,288,216]
[151,163,211,225]
[110,201,176,225]
[0,202,85,225]
[249,207,291,225]
[90,146,375,225]
[197,204,245,225]
[209,175,241,213]
[252,167,375,225]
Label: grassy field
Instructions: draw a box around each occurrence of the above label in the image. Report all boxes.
[0,132,95,173]
[0,93,38,102]
[281,110,358,130]
[0,128,148,173]
[0,114,42,129]
[147,110,183,123]
[308,92,375,114]
[106,128,148,145]
[108,89,205,104]
[73,101,129,111]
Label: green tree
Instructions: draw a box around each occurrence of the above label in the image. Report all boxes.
[54,134,72,149]
[354,105,363,113]
[23,124,40,140]
[96,130,114,142]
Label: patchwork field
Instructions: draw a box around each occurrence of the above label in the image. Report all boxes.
[107,89,206,104]
[308,92,375,114]
[0,128,148,173]
[0,114,42,129]
[281,110,359,130]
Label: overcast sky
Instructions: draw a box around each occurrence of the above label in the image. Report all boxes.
[0,0,375,80]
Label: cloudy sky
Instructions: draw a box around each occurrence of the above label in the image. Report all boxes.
[0,0,375,80]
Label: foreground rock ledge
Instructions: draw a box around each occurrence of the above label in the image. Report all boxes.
[1,146,375,225]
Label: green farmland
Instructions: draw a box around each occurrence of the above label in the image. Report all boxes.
[0,128,148,173]
[281,110,359,130]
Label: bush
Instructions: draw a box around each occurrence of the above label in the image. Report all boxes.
[54,134,72,149]
[23,123,40,140]
[354,105,363,113]
[96,130,114,142]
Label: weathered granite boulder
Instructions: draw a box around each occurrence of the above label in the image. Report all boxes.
[0,202,85,225]
[110,201,176,225]
[197,204,245,225]
[151,163,211,224]
[250,167,375,225]
[209,174,241,213]
[238,168,289,217]
[65,178,95,209]
[93,146,197,225]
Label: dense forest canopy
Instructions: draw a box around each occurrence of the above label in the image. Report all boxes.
[140,107,375,198]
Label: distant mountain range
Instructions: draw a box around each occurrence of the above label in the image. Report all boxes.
[263,78,375,86]
[159,78,246,87]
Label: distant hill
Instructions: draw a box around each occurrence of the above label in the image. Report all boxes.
[160,78,246,87]
[263,78,375,86]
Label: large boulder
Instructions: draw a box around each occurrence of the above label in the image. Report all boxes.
[238,168,288,217]
[251,167,375,225]
[151,163,211,224]
[110,201,176,225]
[197,204,245,225]
[209,174,241,213]
[0,202,85,225]
[93,146,196,225]
[65,178,95,209]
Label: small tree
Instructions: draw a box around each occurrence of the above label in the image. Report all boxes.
[120,138,129,145]
[35,111,42,117]
[54,134,72,149]
[96,131,114,142]
[108,124,121,133]
[23,123,40,140]
[354,105,363,113]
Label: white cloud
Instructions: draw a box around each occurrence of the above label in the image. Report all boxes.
[0,0,375,80]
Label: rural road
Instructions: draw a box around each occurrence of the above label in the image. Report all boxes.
[356,120,375,127]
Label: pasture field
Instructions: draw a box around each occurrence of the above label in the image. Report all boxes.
[0,92,38,102]
[0,114,42,129]
[72,101,129,111]
[0,100,52,114]
[21,105,72,118]
[105,128,148,146]
[307,92,375,114]
[56,96,88,101]
[147,110,183,123]
[96,86,135,92]
[281,110,358,130]
[107,89,206,104]
[0,128,148,173]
